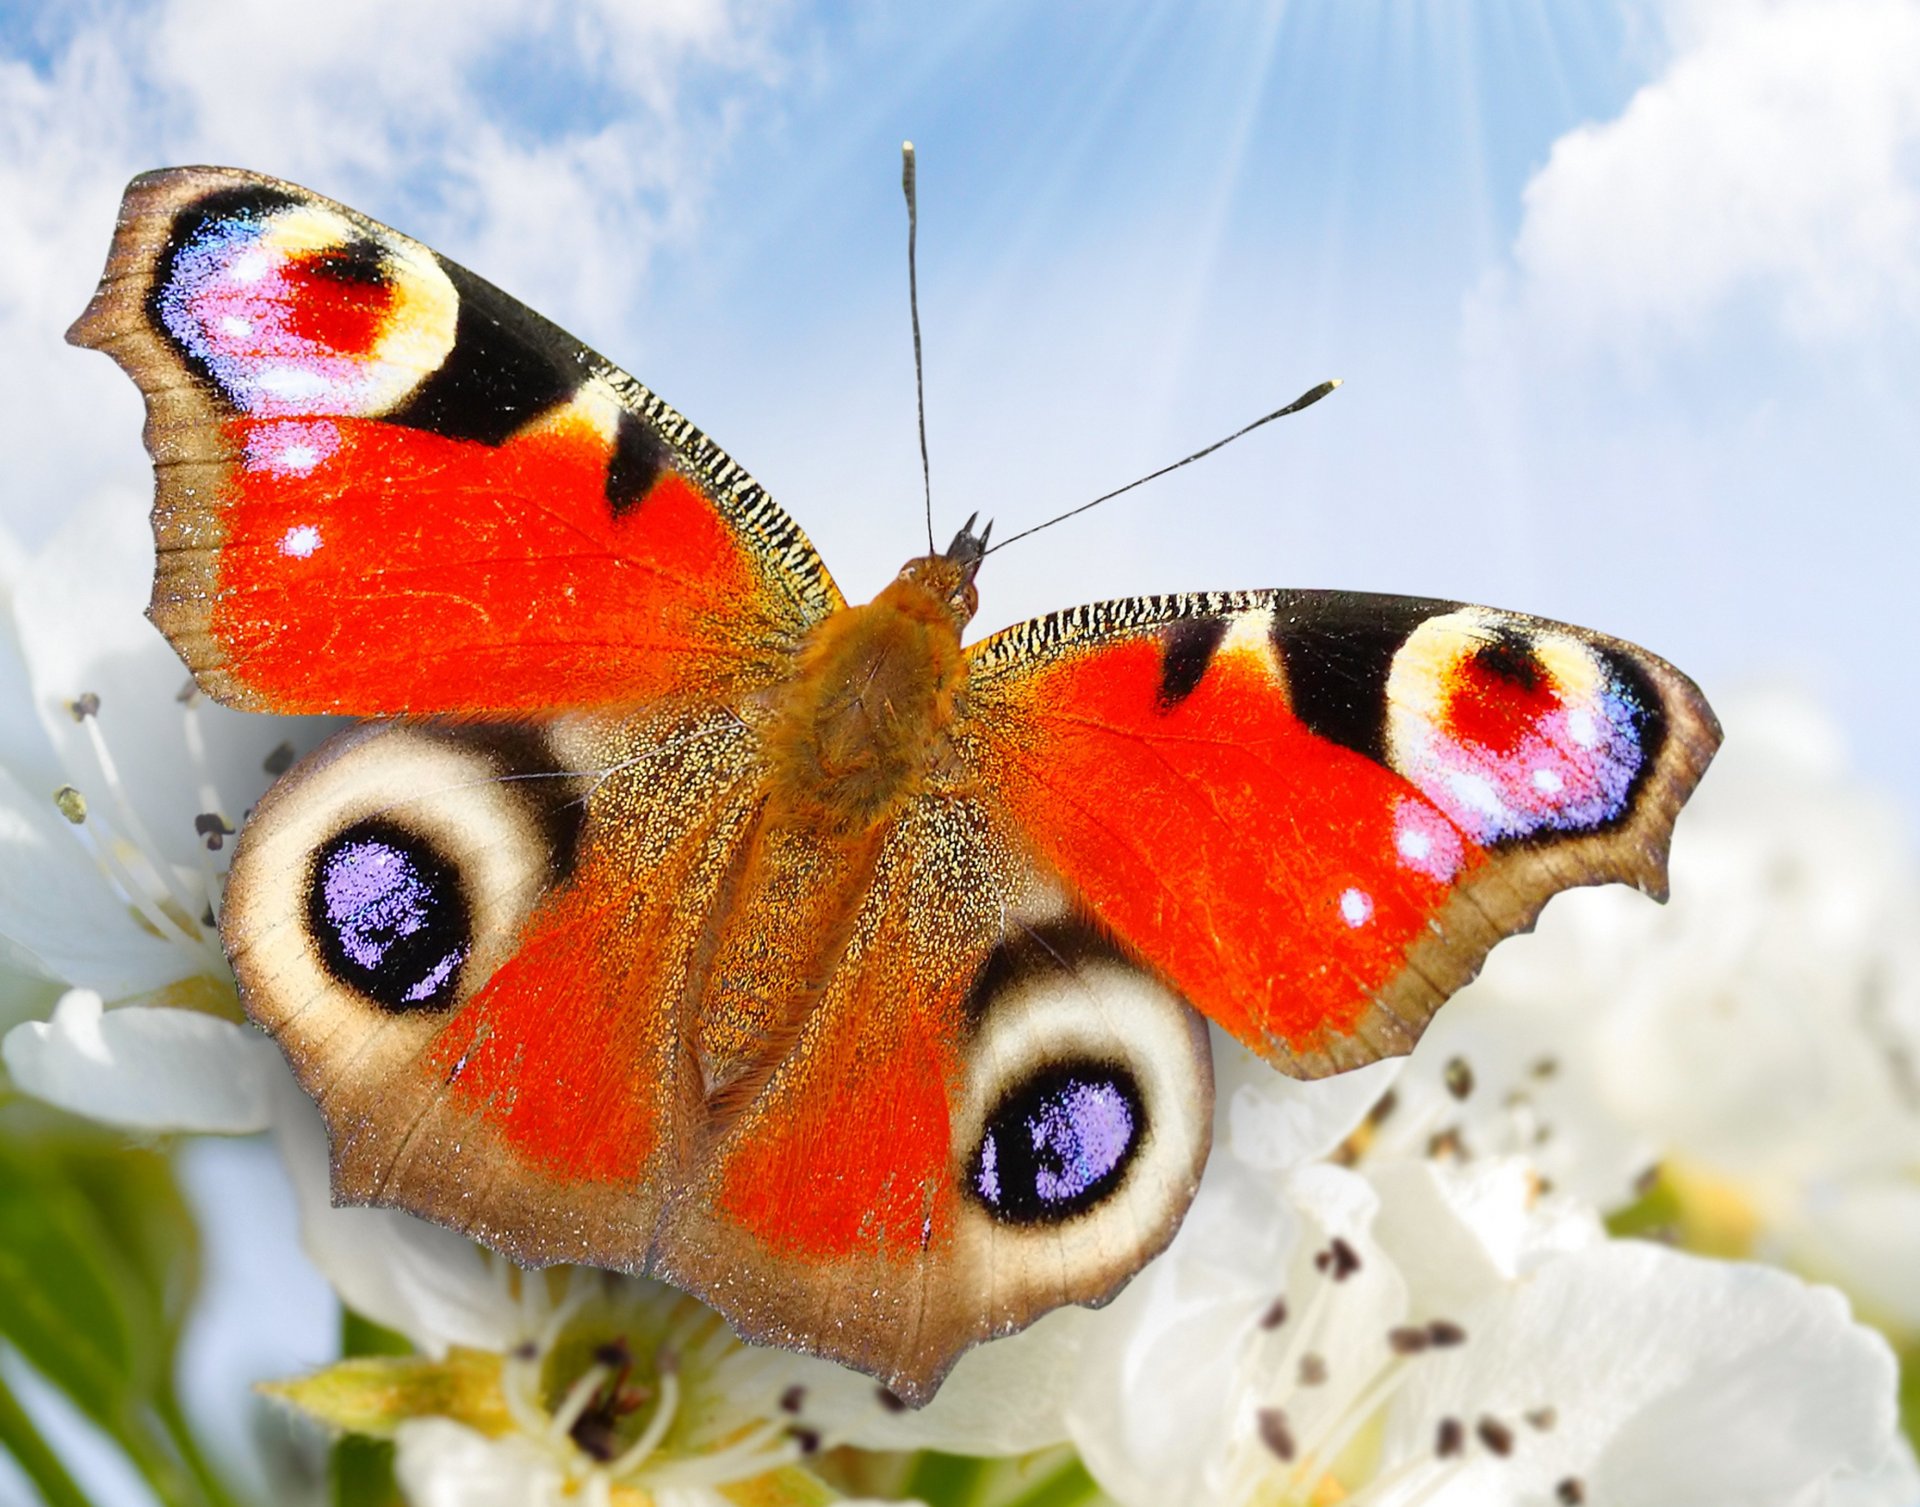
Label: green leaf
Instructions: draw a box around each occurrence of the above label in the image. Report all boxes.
[0,1101,231,1507]
[0,1367,93,1507]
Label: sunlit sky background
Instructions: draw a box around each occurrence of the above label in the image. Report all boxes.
[3,0,1919,1498]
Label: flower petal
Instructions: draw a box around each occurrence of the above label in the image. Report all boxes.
[2,987,276,1131]
[1219,1029,1399,1171]
[790,1305,1092,1456]
[0,762,191,999]
[1387,1243,1901,1506]
[393,1419,565,1507]
[272,1078,524,1356]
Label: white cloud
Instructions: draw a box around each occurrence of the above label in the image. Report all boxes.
[1504,0,1920,348]
[0,0,792,546]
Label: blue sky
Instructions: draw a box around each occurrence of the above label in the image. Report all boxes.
[3,2,1919,1497]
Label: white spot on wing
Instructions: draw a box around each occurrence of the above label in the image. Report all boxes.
[1339,888,1373,927]
[279,524,322,558]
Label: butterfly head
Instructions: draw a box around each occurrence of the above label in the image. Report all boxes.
[898,513,992,629]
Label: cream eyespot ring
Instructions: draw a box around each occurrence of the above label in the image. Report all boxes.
[224,724,562,1030]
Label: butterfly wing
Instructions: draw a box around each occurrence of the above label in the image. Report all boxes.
[67,167,840,716]
[963,590,1721,1076]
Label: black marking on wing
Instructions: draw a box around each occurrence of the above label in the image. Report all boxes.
[1158,617,1229,711]
[389,258,578,445]
[1270,594,1447,761]
[606,409,671,517]
[962,916,1132,1028]
[148,184,303,392]
[462,725,589,884]
[1470,629,1544,693]
[308,236,390,289]
[306,817,470,1014]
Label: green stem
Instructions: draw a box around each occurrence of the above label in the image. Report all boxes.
[1001,1456,1104,1507]
[0,1369,93,1507]
[901,1452,989,1507]
[155,1387,245,1507]
[113,1409,212,1507]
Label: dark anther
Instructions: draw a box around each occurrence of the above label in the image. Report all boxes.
[1436,1417,1464,1458]
[511,1342,538,1361]
[780,1385,807,1414]
[1557,1478,1586,1504]
[1256,1407,1296,1461]
[1259,1297,1289,1330]
[1427,1127,1467,1160]
[175,677,200,706]
[875,1387,907,1414]
[1367,1089,1399,1125]
[788,1426,822,1457]
[1476,1416,1515,1457]
[1427,1319,1467,1347]
[567,1341,650,1464]
[195,811,235,851]
[1526,1407,1558,1431]
[1329,1237,1361,1280]
[1532,1055,1560,1079]
[1314,1249,1331,1273]
[263,741,297,776]
[68,692,100,721]
[1634,1163,1662,1196]
[1387,1326,1430,1355]
[1298,1353,1328,1386]
[1444,1057,1475,1100]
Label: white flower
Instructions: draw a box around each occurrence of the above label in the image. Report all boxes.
[0,496,338,1130]
[1367,688,1920,1332]
[1059,1131,1915,1506]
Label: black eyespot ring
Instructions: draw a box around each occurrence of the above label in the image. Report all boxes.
[968,1061,1146,1225]
[306,818,470,1012]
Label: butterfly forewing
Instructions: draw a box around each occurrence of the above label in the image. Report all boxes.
[67,166,841,716]
[963,589,1720,1077]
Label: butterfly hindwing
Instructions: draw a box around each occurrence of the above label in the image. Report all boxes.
[963,589,1720,1076]
[651,796,1212,1403]
[68,167,841,716]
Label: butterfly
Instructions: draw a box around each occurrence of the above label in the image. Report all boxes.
[69,166,1720,1404]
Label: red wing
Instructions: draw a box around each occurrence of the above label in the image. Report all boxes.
[963,591,1721,1077]
[68,167,840,716]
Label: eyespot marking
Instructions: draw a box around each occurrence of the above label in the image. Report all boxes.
[969,1062,1144,1224]
[307,818,470,1012]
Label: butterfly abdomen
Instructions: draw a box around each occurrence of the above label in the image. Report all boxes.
[765,572,969,833]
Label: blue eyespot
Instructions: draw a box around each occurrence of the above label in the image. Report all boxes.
[307,819,469,1012]
[971,1065,1143,1224]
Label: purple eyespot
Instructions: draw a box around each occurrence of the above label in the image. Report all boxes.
[970,1065,1143,1224]
[307,819,468,1012]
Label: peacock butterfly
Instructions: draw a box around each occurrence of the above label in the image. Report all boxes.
[68,165,1720,1403]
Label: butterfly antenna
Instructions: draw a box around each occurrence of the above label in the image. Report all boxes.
[903,141,935,555]
[982,379,1343,557]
